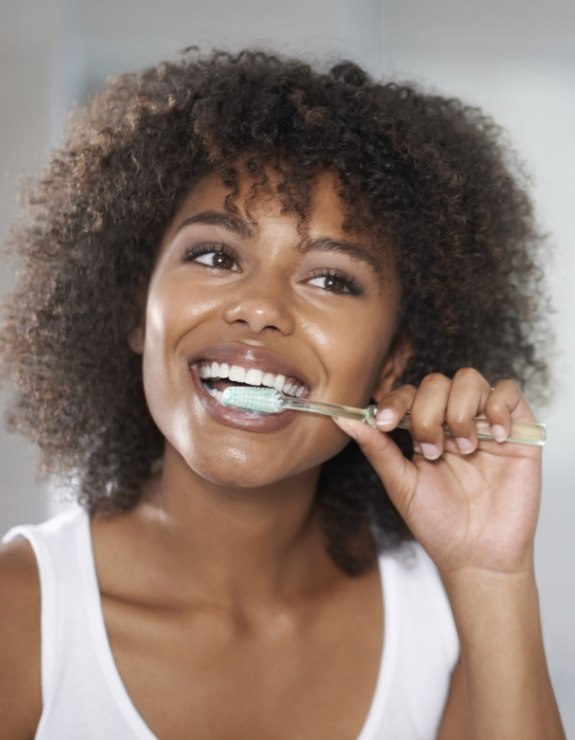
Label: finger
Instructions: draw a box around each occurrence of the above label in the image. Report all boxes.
[485,379,536,442]
[332,417,417,518]
[408,373,452,460]
[445,368,492,454]
[373,384,417,431]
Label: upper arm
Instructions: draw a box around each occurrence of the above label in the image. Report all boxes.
[436,658,471,740]
[0,537,42,739]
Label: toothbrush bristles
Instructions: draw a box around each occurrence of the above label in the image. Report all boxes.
[222,386,284,413]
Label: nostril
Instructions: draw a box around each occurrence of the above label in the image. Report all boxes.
[222,296,294,334]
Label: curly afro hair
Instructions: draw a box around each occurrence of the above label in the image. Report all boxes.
[0,48,550,573]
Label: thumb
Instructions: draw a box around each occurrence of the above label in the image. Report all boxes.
[333,417,418,518]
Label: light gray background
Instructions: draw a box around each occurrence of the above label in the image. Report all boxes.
[1,0,574,733]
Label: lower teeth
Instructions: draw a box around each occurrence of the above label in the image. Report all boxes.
[206,386,225,403]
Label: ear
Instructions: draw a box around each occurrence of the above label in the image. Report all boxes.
[372,333,413,400]
[128,323,145,354]
[127,285,148,354]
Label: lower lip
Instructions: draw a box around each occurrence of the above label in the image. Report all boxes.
[190,369,298,433]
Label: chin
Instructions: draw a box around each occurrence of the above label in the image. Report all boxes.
[200,462,289,491]
[183,444,321,493]
[164,418,344,493]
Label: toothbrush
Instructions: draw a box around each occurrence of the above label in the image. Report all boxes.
[221,386,546,446]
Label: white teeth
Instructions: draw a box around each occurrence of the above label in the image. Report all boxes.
[229,365,246,383]
[206,386,225,404]
[262,373,276,387]
[200,362,230,379]
[286,384,305,397]
[198,361,305,398]
[245,368,264,386]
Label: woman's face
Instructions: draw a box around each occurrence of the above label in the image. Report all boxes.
[133,171,407,489]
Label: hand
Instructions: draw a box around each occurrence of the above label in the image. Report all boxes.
[334,369,542,578]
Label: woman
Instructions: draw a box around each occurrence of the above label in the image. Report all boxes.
[0,49,565,738]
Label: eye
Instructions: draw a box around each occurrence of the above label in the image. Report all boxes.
[307,270,362,296]
[183,244,239,271]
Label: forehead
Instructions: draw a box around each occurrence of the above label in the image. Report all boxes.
[164,169,394,266]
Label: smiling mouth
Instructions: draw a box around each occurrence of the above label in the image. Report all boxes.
[196,361,307,405]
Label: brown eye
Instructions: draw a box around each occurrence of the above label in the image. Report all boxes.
[308,270,362,296]
[209,251,235,269]
[322,274,348,293]
[184,245,239,271]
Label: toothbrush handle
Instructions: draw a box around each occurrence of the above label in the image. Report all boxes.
[284,397,546,446]
[366,407,546,446]
[285,397,376,423]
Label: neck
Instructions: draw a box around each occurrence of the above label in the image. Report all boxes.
[139,444,335,607]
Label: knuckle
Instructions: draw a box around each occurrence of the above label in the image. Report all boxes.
[496,378,519,392]
[486,397,505,415]
[488,379,522,411]
[420,373,448,389]
[446,409,469,428]
[394,383,417,398]
[381,385,415,406]
[411,417,438,438]
[453,367,481,384]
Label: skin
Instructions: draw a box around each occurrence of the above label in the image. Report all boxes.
[0,172,565,739]
[132,171,405,491]
[336,377,565,738]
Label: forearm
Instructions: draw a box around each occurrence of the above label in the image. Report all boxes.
[443,567,565,740]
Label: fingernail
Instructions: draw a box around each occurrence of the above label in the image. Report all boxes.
[375,409,395,428]
[420,443,440,460]
[491,424,507,442]
[455,437,474,454]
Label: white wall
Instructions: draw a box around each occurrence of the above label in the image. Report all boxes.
[0,0,53,525]
[381,6,575,727]
[1,0,574,732]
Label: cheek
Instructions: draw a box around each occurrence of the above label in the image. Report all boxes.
[142,273,217,367]
[313,308,396,401]
[146,277,200,340]
[139,282,195,419]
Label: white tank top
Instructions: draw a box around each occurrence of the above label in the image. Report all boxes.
[4,506,458,739]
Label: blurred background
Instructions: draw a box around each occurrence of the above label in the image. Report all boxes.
[1,0,574,732]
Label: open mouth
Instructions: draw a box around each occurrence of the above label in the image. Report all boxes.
[197,360,307,406]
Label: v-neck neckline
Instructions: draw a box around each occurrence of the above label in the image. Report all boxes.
[80,509,395,740]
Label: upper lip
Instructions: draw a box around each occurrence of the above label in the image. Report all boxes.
[188,343,314,391]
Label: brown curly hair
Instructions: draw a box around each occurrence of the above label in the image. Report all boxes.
[0,49,550,573]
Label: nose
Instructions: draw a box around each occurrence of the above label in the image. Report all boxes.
[222,280,296,335]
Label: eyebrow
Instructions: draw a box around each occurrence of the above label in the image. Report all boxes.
[174,210,387,279]
[174,210,253,238]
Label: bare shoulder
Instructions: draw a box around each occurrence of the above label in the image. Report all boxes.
[0,536,42,738]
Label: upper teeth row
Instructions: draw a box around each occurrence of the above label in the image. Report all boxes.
[199,362,306,397]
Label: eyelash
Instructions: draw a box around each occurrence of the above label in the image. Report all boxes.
[182,243,238,269]
[182,244,363,296]
[308,268,363,296]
